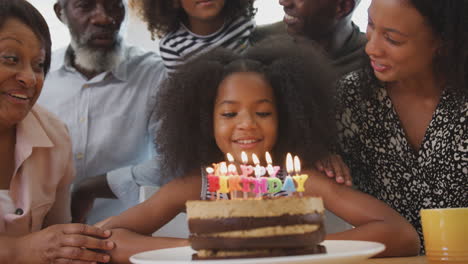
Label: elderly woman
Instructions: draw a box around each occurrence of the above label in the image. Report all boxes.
[0,0,115,263]
[336,0,467,253]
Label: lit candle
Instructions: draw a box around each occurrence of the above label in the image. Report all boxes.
[218,162,230,198]
[239,151,253,198]
[293,155,308,196]
[226,153,241,199]
[252,153,266,198]
[281,153,296,194]
[206,167,219,200]
[252,154,266,178]
[265,152,280,178]
[240,151,254,177]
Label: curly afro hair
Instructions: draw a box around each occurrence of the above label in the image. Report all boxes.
[154,36,338,184]
[130,0,256,39]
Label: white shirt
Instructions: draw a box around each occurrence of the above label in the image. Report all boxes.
[38,45,166,223]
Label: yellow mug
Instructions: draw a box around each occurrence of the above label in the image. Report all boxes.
[421,208,468,264]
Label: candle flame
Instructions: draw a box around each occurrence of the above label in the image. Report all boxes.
[265,151,272,164]
[220,162,228,175]
[226,153,234,163]
[286,153,293,175]
[206,167,214,174]
[241,151,248,164]
[294,155,301,174]
[252,153,260,165]
[228,164,237,174]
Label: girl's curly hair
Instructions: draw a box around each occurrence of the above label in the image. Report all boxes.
[154,36,338,184]
[130,0,256,39]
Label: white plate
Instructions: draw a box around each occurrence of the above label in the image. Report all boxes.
[130,240,385,264]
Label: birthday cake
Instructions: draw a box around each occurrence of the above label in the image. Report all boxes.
[186,196,326,260]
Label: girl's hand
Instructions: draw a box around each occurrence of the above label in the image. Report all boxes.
[315,154,352,186]
[16,223,114,263]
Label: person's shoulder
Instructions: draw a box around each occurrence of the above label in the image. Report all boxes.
[251,21,288,44]
[339,69,366,86]
[336,70,369,102]
[30,105,72,148]
[123,45,165,72]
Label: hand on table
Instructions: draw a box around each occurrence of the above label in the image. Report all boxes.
[16,223,114,264]
[105,228,189,264]
[315,154,352,186]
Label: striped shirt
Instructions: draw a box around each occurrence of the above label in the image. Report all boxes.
[159,16,255,72]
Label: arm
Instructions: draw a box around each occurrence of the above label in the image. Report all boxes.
[103,228,188,264]
[305,169,420,257]
[97,173,201,261]
[0,224,114,264]
[101,172,201,234]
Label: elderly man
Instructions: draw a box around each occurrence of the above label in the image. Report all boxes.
[254,0,366,76]
[38,0,164,224]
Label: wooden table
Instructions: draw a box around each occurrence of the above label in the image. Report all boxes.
[363,256,427,264]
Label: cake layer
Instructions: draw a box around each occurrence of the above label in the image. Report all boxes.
[192,245,327,260]
[190,226,326,250]
[188,213,324,233]
[186,196,324,219]
[198,224,319,238]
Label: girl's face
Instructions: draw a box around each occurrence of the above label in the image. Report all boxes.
[213,72,278,164]
[365,0,440,83]
[0,18,45,129]
[180,0,225,23]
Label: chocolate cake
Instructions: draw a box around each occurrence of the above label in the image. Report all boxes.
[186,196,326,260]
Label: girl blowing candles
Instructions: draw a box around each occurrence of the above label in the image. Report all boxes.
[99,37,420,262]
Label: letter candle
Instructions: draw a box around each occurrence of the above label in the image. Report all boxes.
[206,167,218,200]
[293,156,308,197]
[265,152,281,178]
[265,152,280,197]
[226,153,241,199]
[218,162,230,199]
[252,154,267,198]
[240,152,252,198]
[281,153,296,195]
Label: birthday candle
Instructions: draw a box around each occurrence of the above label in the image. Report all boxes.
[240,151,251,199]
[281,153,296,194]
[218,162,230,196]
[240,151,254,177]
[293,155,308,196]
[252,154,266,178]
[226,153,241,199]
[206,167,219,198]
[265,152,280,178]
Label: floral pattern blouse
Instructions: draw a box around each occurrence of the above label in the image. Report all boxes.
[336,70,468,252]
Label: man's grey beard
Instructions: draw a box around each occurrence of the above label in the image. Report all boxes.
[61,10,123,73]
[70,35,123,73]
